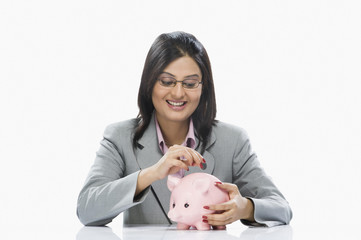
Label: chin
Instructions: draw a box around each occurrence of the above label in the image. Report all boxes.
[166,114,191,123]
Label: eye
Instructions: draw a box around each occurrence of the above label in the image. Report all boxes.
[172,203,175,208]
[182,79,198,88]
[184,203,189,208]
[159,77,175,87]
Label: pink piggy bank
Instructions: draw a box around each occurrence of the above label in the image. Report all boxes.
[167,172,230,230]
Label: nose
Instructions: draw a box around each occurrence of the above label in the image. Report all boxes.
[170,82,185,99]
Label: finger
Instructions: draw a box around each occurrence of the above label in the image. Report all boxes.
[186,149,203,168]
[204,213,233,226]
[167,146,192,165]
[214,182,238,192]
[169,146,205,169]
[190,148,205,167]
[172,146,202,168]
[203,210,234,225]
[169,159,189,173]
[183,148,195,166]
[183,148,205,169]
[214,182,240,198]
[207,218,233,226]
[204,202,231,212]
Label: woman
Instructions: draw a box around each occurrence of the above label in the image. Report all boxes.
[77,31,292,228]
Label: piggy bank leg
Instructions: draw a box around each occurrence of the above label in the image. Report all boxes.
[177,223,190,230]
[212,225,226,230]
[195,221,211,231]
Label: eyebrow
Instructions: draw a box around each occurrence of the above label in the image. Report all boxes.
[161,71,200,79]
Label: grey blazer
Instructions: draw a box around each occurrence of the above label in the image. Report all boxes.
[77,116,292,227]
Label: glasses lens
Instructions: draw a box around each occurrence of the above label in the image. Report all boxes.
[159,77,175,87]
[182,79,199,89]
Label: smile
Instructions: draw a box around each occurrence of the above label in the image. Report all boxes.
[166,100,187,107]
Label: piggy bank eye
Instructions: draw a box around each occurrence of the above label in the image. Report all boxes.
[184,203,189,208]
[172,203,175,208]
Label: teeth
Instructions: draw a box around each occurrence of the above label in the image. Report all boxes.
[167,100,186,106]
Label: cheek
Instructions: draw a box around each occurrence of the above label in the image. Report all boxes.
[152,86,165,105]
[151,93,157,106]
[190,90,202,105]
[151,86,159,100]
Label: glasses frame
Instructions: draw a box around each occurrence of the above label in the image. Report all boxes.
[157,77,203,89]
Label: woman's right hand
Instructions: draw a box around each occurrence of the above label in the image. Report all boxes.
[151,145,204,180]
[135,145,204,196]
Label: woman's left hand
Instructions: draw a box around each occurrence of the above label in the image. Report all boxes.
[203,182,255,227]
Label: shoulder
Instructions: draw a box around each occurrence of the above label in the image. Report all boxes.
[212,120,250,143]
[103,118,138,142]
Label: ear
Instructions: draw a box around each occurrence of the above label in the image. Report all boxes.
[167,175,181,191]
[193,178,211,194]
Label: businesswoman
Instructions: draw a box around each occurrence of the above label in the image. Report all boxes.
[77,31,292,228]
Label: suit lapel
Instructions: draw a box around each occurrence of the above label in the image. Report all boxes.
[135,115,171,214]
[135,116,163,170]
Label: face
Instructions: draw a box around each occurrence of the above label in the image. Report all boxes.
[152,56,202,125]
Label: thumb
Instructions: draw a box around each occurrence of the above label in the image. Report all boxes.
[215,182,241,199]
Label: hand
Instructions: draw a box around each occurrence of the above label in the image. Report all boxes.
[203,182,255,226]
[135,145,204,196]
[151,145,204,180]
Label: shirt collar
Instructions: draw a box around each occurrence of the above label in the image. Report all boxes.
[155,115,196,154]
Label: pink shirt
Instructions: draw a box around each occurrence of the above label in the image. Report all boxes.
[155,115,196,177]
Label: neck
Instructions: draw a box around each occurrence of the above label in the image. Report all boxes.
[156,116,189,147]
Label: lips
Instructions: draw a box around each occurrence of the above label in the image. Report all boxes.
[166,100,187,107]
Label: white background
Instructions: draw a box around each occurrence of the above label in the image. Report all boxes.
[1,0,360,239]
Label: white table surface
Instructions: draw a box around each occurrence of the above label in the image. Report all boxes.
[75,221,361,240]
[76,224,293,240]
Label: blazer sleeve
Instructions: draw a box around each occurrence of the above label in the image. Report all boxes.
[76,124,150,226]
[232,129,293,227]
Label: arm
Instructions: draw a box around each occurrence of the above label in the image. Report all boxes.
[77,135,150,226]
[233,131,293,227]
[204,127,292,227]
[77,127,204,226]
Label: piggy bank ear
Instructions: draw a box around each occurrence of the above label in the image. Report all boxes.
[193,178,211,194]
[167,175,181,191]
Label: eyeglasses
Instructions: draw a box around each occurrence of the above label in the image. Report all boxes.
[157,77,203,89]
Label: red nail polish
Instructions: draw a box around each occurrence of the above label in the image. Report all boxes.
[215,181,222,184]
[202,158,206,163]
[202,216,207,219]
[200,163,203,169]
[203,206,209,209]
[203,219,208,223]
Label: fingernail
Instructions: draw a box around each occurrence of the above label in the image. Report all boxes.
[203,206,209,209]
[202,158,206,163]
[202,216,207,219]
[200,163,203,169]
[215,181,222,185]
[202,219,208,223]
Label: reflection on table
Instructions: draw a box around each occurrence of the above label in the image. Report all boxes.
[76,224,293,240]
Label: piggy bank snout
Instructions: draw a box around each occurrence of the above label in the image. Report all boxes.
[168,209,181,222]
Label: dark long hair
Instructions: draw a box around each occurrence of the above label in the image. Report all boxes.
[133,31,217,154]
